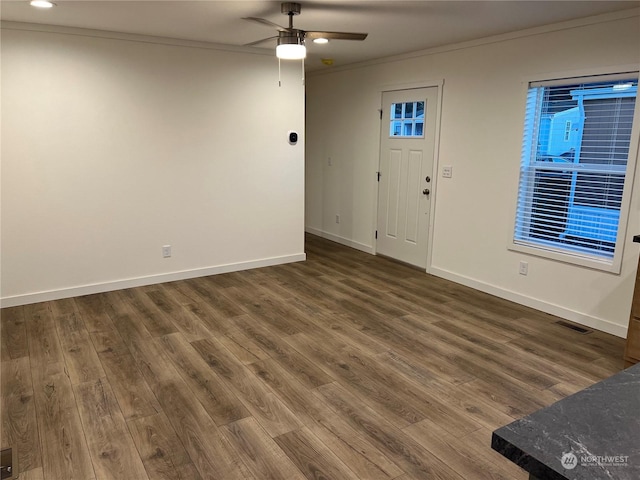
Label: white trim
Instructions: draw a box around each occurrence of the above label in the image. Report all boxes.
[0,21,273,57]
[0,253,306,308]
[307,8,640,78]
[371,169,380,255]
[427,80,445,276]
[430,266,628,338]
[305,228,375,254]
[508,242,619,274]
[378,79,443,92]
[526,66,640,86]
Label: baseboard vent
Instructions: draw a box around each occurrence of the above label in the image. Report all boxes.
[555,320,593,334]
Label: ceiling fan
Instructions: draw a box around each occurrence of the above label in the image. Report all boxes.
[243,2,368,59]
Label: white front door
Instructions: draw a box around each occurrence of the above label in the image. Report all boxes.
[377,87,438,269]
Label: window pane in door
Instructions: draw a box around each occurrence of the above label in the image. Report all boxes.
[393,103,403,119]
[404,102,414,118]
[403,122,413,136]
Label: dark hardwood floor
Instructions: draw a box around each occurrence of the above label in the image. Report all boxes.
[1,234,626,479]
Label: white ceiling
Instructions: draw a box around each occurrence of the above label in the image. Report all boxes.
[2,1,639,71]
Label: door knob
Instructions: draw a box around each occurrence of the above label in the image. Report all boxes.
[423,188,430,195]
[425,176,431,183]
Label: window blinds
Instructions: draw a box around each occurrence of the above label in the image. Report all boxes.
[514,75,638,261]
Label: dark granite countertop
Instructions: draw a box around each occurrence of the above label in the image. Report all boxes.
[492,363,640,480]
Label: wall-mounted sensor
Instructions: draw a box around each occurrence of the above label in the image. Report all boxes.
[288,131,299,145]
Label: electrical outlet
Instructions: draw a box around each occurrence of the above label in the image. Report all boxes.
[335,214,340,224]
[328,156,333,166]
[519,261,528,276]
[162,245,172,258]
[442,166,453,178]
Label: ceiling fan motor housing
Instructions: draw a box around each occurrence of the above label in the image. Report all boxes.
[278,29,305,46]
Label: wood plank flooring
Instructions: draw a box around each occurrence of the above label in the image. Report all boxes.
[1,234,626,479]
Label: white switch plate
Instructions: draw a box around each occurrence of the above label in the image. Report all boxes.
[442,166,453,178]
[162,245,172,258]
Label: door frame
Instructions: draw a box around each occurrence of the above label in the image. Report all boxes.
[373,79,444,274]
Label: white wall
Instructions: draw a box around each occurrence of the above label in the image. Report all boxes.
[306,10,640,337]
[1,24,306,306]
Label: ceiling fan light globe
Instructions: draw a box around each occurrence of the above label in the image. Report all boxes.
[276,44,306,60]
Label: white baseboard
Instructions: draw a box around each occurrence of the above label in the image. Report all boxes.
[430,266,628,338]
[305,227,375,254]
[1,253,306,308]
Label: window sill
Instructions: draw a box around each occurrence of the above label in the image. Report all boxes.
[508,241,622,274]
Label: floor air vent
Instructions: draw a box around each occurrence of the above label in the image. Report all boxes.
[555,320,593,334]
[1,448,13,479]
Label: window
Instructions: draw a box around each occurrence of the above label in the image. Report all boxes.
[390,101,425,137]
[513,73,638,270]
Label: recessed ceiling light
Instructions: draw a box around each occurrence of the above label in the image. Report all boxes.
[30,0,56,8]
[313,38,329,45]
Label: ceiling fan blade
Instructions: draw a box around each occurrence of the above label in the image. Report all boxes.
[244,35,279,47]
[242,17,288,31]
[305,31,368,41]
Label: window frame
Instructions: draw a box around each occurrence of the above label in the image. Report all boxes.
[389,101,426,139]
[508,67,640,274]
